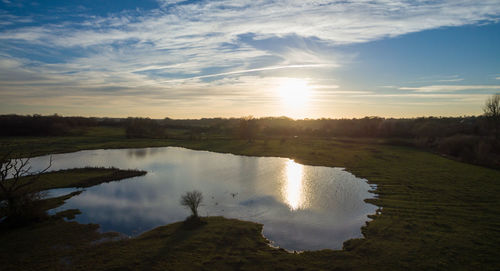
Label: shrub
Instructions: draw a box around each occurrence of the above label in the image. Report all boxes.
[180,190,203,218]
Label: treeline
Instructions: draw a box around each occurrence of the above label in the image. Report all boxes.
[0,114,99,136]
[162,115,496,138]
[257,116,492,138]
[2,114,495,139]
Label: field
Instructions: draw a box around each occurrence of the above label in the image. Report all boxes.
[1,126,500,270]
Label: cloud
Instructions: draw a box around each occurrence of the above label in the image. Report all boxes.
[0,12,32,26]
[1,1,495,77]
[5,1,500,46]
[0,1,500,117]
[151,64,334,84]
[399,85,500,92]
[2,1,499,69]
[436,78,464,82]
[355,93,491,99]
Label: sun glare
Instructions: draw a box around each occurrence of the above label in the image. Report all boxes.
[277,78,311,107]
[283,159,304,210]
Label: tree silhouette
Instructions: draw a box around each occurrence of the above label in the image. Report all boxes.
[0,150,52,224]
[484,94,500,138]
[180,190,203,218]
[484,94,500,119]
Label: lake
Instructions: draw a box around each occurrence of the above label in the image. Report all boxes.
[29,147,377,251]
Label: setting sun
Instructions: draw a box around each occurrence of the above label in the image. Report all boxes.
[277,78,311,108]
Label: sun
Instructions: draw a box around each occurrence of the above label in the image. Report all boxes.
[277,78,311,107]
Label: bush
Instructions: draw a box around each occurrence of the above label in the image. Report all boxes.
[434,135,499,168]
[437,135,476,158]
[180,190,203,218]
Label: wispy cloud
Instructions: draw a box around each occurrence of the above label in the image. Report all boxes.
[399,85,500,92]
[436,78,464,82]
[151,64,334,84]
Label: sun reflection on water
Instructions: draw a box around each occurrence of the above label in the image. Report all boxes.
[284,159,304,210]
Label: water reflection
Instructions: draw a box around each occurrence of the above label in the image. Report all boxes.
[127,148,148,158]
[283,160,304,210]
[30,147,377,251]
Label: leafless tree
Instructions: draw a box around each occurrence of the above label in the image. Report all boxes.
[180,190,203,218]
[484,94,500,119]
[484,94,500,138]
[0,149,52,222]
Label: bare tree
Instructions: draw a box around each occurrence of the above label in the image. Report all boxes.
[0,150,52,222]
[484,94,500,119]
[484,94,500,138]
[180,190,203,218]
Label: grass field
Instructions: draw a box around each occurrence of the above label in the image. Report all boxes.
[1,126,499,270]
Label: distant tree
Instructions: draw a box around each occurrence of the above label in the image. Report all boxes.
[483,94,500,138]
[180,190,203,218]
[0,150,52,225]
[238,116,258,142]
[484,94,500,119]
[125,118,166,138]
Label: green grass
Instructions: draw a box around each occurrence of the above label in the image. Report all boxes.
[1,127,500,270]
[0,126,164,158]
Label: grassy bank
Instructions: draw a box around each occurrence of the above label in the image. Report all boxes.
[22,167,147,192]
[1,127,500,270]
[0,126,175,158]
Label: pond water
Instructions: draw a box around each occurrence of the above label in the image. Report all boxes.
[28,147,377,251]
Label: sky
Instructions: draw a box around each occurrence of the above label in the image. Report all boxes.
[0,0,499,119]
